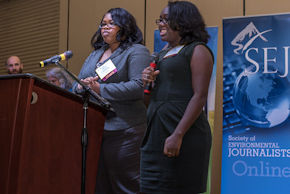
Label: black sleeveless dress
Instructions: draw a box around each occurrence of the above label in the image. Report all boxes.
[140,42,213,194]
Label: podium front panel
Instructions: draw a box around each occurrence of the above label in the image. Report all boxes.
[0,74,106,194]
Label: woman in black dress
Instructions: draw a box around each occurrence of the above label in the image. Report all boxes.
[140,1,214,193]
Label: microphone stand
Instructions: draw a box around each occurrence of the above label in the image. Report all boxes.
[54,60,113,194]
[81,91,89,194]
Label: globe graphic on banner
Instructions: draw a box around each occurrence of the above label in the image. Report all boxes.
[232,66,290,128]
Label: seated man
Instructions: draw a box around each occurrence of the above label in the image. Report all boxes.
[5,56,23,74]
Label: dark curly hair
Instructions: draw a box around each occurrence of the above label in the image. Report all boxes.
[91,8,143,50]
[167,1,209,44]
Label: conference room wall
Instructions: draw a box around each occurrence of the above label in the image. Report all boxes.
[246,0,290,15]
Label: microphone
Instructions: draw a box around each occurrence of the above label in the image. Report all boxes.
[40,51,73,67]
[144,53,158,95]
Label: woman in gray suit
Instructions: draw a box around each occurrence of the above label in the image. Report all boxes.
[74,8,150,194]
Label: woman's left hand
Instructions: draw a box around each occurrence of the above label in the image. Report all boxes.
[80,76,100,94]
[163,133,183,157]
[87,76,100,94]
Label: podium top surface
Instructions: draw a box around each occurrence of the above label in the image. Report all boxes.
[0,73,42,80]
[0,73,107,113]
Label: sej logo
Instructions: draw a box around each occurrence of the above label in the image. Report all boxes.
[231,22,288,78]
[230,21,290,128]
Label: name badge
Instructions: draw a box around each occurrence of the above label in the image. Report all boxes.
[163,45,184,58]
[95,59,117,81]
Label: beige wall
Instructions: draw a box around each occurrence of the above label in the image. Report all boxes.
[246,0,290,15]
[59,0,69,61]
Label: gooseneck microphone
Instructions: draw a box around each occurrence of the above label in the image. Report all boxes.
[40,51,73,67]
[144,53,158,95]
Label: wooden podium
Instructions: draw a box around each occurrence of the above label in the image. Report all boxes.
[0,74,107,194]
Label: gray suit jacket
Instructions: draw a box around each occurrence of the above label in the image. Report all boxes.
[75,44,151,130]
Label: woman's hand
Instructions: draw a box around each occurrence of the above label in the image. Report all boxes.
[142,66,160,87]
[77,77,91,90]
[163,133,183,158]
[77,76,100,94]
[87,76,100,94]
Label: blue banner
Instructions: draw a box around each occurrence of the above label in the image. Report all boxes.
[222,14,290,194]
[206,27,218,126]
[153,29,167,53]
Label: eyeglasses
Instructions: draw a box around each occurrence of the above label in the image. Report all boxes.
[155,18,169,25]
[99,22,116,29]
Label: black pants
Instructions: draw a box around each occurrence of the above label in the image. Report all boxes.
[95,123,146,194]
